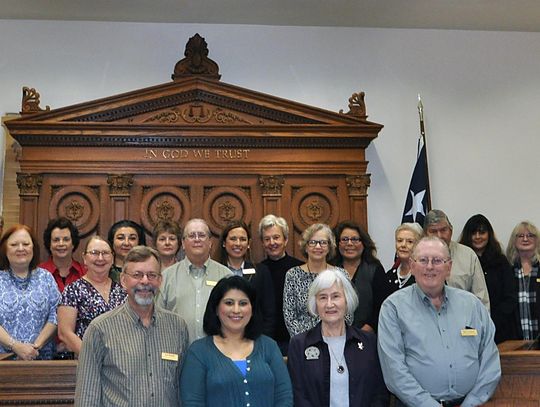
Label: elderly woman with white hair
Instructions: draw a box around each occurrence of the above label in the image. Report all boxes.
[287,269,389,407]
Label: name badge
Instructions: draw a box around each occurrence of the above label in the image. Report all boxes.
[161,352,179,361]
[206,280,217,287]
[243,268,256,275]
[461,328,478,336]
[536,278,540,283]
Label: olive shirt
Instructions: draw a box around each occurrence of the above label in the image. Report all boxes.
[156,257,232,343]
[75,302,189,407]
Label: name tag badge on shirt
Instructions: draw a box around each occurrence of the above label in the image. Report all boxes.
[206,280,217,287]
[305,346,320,360]
[243,268,256,275]
[536,278,540,283]
[161,352,179,362]
[461,328,478,337]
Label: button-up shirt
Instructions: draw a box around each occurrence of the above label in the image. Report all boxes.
[157,257,232,343]
[378,284,501,407]
[75,302,189,407]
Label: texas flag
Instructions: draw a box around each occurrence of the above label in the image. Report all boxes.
[401,133,430,225]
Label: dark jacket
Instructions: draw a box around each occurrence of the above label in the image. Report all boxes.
[479,253,517,343]
[260,253,304,343]
[288,322,389,407]
[244,261,276,337]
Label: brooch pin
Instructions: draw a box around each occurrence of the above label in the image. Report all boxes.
[358,342,364,350]
[305,346,320,360]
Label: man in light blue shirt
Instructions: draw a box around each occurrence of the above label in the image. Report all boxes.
[378,236,500,407]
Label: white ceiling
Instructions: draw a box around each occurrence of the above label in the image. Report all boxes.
[1,0,539,32]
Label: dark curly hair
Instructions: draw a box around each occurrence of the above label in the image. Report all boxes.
[43,217,80,255]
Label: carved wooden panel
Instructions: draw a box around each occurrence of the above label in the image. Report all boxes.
[5,34,382,263]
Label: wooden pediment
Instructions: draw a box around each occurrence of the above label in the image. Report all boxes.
[7,79,382,150]
[6,35,382,150]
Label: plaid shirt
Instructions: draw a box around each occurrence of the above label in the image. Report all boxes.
[515,261,539,340]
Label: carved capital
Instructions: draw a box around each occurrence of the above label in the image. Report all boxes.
[107,174,134,196]
[172,33,221,81]
[20,87,50,115]
[16,173,43,195]
[339,92,367,120]
[346,174,371,197]
[259,176,284,196]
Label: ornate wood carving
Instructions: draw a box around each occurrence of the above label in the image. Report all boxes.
[5,34,382,262]
[339,92,367,120]
[16,173,43,195]
[346,174,371,197]
[107,174,134,196]
[259,176,285,195]
[172,33,221,81]
[20,87,50,115]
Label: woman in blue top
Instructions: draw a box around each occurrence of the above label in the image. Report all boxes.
[180,275,293,406]
[0,224,60,360]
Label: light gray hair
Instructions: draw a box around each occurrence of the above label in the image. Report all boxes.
[395,222,424,240]
[307,269,358,317]
[258,214,289,240]
[411,236,451,259]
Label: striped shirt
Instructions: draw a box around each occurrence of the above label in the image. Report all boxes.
[75,302,189,407]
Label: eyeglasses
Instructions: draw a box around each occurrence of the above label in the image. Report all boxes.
[124,271,161,281]
[185,232,209,241]
[86,250,113,258]
[412,257,450,267]
[516,233,537,240]
[307,239,329,248]
[339,236,361,244]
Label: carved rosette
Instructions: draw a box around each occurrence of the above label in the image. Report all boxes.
[139,187,191,233]
[16,173,43,195]
[48,186,100,235]
[259,176,285,196]
[291,187,339,231]
[203,187,253,236]
[346,174,371,197]
[107,174,134,196]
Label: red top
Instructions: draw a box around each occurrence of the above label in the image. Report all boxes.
[38,257,86,292]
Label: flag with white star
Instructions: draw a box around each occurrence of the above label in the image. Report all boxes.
[402,135,430,225]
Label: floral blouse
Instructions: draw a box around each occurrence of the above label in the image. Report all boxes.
[0,268,61,359]
[61,277,127,339]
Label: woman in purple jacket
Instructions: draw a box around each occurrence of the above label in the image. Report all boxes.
[287,268,389,406]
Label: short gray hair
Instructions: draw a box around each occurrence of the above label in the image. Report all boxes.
[258,214,289,240]
[411,236,451,259]
[307,269,358,317]
[299,223,336,259]
[423,209,452,231]
[183,218,211,239]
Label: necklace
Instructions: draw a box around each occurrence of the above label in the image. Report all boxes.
[306,262,328,274]
[324,335,346,374]
[9,268,32,290]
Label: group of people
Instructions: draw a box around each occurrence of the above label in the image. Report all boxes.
[0,209,538,406]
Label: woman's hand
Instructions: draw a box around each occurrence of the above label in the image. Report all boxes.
[12,342,39,360]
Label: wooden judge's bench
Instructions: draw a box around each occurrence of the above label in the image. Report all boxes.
[1,341,540,405]
[4,33,382,263]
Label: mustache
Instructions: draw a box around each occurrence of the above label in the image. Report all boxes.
[134,283,157,294]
